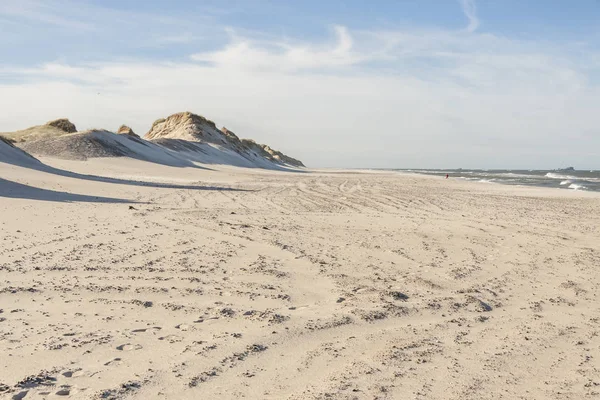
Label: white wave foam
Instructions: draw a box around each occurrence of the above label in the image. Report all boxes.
[568,183,587,190]
[499,172,539,179]
[560,180,572,186]
[546,173,577,180]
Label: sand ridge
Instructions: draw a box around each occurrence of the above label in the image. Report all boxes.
[1,113,304,170]
[1,158,599,399]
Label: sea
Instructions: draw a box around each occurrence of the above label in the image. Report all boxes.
[397,169,600,193]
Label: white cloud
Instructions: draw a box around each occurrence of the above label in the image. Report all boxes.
[459,0,480,33]
[1,25,599,169]
[191,26,366,71]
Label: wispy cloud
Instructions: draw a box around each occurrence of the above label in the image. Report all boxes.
[191,26,366,71]
[459,0,480,33]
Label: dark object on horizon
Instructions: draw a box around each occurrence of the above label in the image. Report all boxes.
[556,166,575,172]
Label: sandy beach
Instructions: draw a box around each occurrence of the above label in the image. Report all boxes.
[1,158,599,400]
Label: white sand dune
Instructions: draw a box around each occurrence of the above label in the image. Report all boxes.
[1,157,599,399]
[18,129,301,170]
[2,113,304,171]
[19,130,197,167]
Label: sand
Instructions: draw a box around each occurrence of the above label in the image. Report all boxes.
[1,157,599,399]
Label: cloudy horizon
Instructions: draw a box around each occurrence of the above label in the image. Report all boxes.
[1,0,599,169]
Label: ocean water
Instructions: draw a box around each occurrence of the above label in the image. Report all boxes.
[398,169,600,192]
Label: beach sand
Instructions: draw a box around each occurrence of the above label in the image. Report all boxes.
[1,158,599,399]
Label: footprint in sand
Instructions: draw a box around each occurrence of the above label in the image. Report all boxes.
[158,335,183,343]
[131,326,162,333]
[62,369,83,378]
[117,344,143,351]
[289,305,309,311]
[193,317,219,324]
[12,391,28,400]
[55,387,71,396]
[104,358,123,366]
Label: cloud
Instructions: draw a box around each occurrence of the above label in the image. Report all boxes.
[1,25,599,169]
[191,26,366,71]
[459,0,480,33]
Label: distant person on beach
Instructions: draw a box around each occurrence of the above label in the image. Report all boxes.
[445,174,449,179]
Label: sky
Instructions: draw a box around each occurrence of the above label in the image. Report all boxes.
[1,0,599,169]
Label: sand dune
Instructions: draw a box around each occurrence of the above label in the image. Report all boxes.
[1,113,304,170]
[1,157,599,399]
[0,137,42,169]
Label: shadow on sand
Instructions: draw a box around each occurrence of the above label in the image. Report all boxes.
[0,178,137,203]
[0,158,248,192]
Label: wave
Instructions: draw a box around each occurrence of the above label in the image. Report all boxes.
[568,183,587,190]
[546,173,577,180]
[401,169,600,192]
[548,173,600,184]
[498,172,540,179]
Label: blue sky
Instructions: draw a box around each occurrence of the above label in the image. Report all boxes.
[1,0,600,168]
